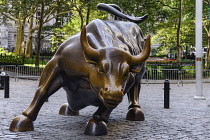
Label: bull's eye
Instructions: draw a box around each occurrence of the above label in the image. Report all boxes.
[98,66,104,73]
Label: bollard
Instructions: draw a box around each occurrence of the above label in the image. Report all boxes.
[4,74,10,98]
[164,79,170,109]
[0,75,4,89]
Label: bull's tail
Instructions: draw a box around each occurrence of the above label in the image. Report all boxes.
[97,3,148,24]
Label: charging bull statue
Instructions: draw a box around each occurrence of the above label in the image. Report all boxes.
[9,3,150,136]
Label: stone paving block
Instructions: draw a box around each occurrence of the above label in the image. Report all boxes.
[1,79,210,139]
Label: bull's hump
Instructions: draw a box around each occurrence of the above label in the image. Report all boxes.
[86,19,142,55]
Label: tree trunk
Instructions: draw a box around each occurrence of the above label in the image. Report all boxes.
[86,4,90,25]
[14,18,25,56]
[25,16,34,58]
[176,0,183,63]
[35,1,44,67]
[78,9,84,29]
[205,35,210,69]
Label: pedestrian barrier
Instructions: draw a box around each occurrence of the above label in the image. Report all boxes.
[0,65,43,80]
[0,65,17,79]
[146,69,180,84]
[0,65,210,83]
[203,69,210,83]
[16,65,43,80]
[145,68,210,85]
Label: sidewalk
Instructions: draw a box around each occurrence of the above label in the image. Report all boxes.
[0,79,210,139]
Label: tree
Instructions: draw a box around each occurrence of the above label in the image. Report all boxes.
[0,0,73,58]
[139,0,184,62]
[0,0,34,56]
[49,0,107,51]
[35,1,44,67]
[1,0,198,66]
[25,0,73,61]
[203,0,210,69]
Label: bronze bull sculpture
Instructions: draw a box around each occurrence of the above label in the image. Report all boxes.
[9,3,151,136]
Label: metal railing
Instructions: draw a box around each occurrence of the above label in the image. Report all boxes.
[0,65,43,80]
[0,65,17,78]
[145,68,210,85]
[16,65,44,80]
[202,69,210,83]
[0,65,210,84]
[146,69,180,81]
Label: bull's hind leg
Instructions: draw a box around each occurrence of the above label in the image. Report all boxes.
[126,83,145,121]
[9,60,62,132]
[59,103,79,116]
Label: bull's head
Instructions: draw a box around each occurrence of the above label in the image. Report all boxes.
[80,26,150,109]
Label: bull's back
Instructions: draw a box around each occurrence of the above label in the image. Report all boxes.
[86,19,145,55]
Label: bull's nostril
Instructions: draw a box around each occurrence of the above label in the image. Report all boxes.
[105,87,108,91]
[120,89,124,94]
[99,90,103,95]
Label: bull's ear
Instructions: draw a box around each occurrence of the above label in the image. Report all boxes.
[83,52,98,64]
[130,64,143,73]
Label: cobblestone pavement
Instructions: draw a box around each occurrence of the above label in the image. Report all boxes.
[1,79,210,140]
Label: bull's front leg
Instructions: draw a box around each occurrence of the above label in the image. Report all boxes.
[9,61,62,132]
[126,83,145,121]
[84,105,112,136]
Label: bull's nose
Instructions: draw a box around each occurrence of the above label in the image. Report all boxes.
[99,88,124,100]
[99,88,124,108]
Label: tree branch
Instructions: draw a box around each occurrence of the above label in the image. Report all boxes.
[146,1,179,10]
[1,12,17,22]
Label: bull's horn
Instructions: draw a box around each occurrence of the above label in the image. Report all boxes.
[80,26,99,63]
[129,35,151,65]
[97,3,148,24]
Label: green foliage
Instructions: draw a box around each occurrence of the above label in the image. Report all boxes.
[0,47,23,65]
[49,0,109,50]
[0,47,16,56]
[49,16,81,52]
[1,0,209,62]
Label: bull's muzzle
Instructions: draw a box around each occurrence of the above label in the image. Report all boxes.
[99,88,124,108]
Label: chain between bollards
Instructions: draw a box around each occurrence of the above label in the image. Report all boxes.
[164,79,170,109]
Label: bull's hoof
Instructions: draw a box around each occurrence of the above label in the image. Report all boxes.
[59,103,79,116]
[9,115,34,132]
[126,107,145,121]
[84,119,107,136]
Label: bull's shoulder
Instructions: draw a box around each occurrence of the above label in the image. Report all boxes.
[87,19,142,34]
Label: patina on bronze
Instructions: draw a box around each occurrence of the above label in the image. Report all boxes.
[9,3,150,136]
